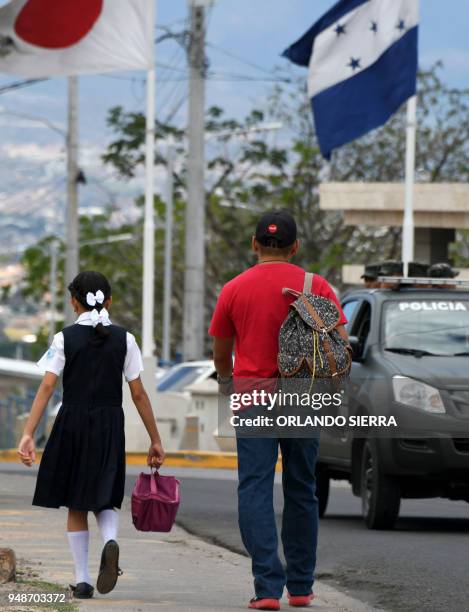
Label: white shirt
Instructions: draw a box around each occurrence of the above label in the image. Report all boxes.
[37,311,144,382]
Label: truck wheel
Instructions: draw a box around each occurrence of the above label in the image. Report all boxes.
[360,440,400,529]
[316,465,330,518]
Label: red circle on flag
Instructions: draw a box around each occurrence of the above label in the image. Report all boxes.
[268,224,278,233]
[15,0,103,49]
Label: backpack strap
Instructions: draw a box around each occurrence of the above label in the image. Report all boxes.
[282,272,315,299]
[303,272,314,294]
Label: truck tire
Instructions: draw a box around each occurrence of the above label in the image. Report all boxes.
[316,465,330,518]
[360,440,400,529]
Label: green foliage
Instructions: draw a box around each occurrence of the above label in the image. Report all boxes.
[22,64,469,359]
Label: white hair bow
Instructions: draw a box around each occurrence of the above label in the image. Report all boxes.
[89,307,110,328]
[86,290,105,307]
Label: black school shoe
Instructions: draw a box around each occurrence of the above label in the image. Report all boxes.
[70,582,94,599]
[96,539,122,594]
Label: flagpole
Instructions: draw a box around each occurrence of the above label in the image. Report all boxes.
[120,0,159,451]
[142,1,156,360]
[402,95,417,277]
[162,137,174,364]
[401,0,420,278]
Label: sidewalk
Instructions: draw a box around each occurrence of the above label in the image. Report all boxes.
[0,469,379,612]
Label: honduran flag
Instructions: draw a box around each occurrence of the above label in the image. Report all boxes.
[283,0,419,159]
[0,0,153,78]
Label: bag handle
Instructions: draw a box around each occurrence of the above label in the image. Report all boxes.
[150,468,158,495]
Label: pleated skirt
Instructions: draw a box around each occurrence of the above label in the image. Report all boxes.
[33,402,126,512]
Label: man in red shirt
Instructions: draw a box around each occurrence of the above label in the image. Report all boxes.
[209,210,348,610]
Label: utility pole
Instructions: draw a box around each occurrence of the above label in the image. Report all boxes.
[162,139,175,364]
[64,76,79,324]
[183,0,209,361]
[48,240,58,347]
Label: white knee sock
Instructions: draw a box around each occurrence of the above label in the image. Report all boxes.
[67,530,91,585]
[96,509,119,544]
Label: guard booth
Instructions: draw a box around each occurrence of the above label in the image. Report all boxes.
[320,182,469,283]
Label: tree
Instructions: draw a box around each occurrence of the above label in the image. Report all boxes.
[22,64,469,358]
[21,212,145,357]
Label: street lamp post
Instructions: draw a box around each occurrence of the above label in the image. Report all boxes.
[160,122,283,364]
[64,76,80,325]
[162,139,175,364]
[48,240,58,347]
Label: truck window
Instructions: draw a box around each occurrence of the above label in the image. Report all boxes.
[384,299,469,356]
[351,301,372,346]
[342,300,359,331]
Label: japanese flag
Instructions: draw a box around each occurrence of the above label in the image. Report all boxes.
[0,0,153,77]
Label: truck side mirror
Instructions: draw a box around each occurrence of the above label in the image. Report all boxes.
[348,336,363,362]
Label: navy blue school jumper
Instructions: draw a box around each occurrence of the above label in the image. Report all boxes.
[33,324,127,512]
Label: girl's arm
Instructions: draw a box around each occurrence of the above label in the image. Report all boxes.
[18,372,58,467]
[128,377,165,468]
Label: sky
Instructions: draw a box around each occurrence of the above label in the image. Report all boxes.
[2,0,468,138]
[1,0,469,250]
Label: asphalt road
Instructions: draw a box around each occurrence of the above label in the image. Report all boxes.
[4,465,468,611]
[125,469,469,612]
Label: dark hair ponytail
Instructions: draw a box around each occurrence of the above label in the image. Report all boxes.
[68,271,112,346]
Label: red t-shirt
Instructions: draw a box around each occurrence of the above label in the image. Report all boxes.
[209,263,347,378]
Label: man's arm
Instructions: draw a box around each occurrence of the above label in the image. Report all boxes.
[210,283,235,391]
[213,336,235,377]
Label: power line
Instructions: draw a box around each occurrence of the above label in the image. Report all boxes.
[157,27,188,109]
[213,72,288,83]
[158,63,188,116]
[0,109,65,136]
[156,18,189,30]
[206,42,277,77]
[158,60,187,74]
[208,71,292,83]
[0,78,47,95]
[157,33,189,102]
[101,71,292,85]
[164,91,188,123]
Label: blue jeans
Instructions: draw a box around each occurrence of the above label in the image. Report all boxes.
[236,436,319,599]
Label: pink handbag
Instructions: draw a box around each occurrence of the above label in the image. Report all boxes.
[131,469,180,532]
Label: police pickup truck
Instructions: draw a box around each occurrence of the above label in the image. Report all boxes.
[316,277,469,529]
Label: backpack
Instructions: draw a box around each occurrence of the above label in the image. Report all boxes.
[278,272,351,382]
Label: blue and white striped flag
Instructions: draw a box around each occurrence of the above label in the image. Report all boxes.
[283,0,419,159]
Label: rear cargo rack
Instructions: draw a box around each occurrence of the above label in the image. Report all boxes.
[377,276,469,290]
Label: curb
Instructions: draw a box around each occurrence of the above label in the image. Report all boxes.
[1,449,282,471]
[128,450,240,470]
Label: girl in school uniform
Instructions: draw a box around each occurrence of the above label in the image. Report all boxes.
[18,271,165,600]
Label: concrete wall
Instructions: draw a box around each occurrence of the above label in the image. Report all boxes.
[320,183,469,229]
